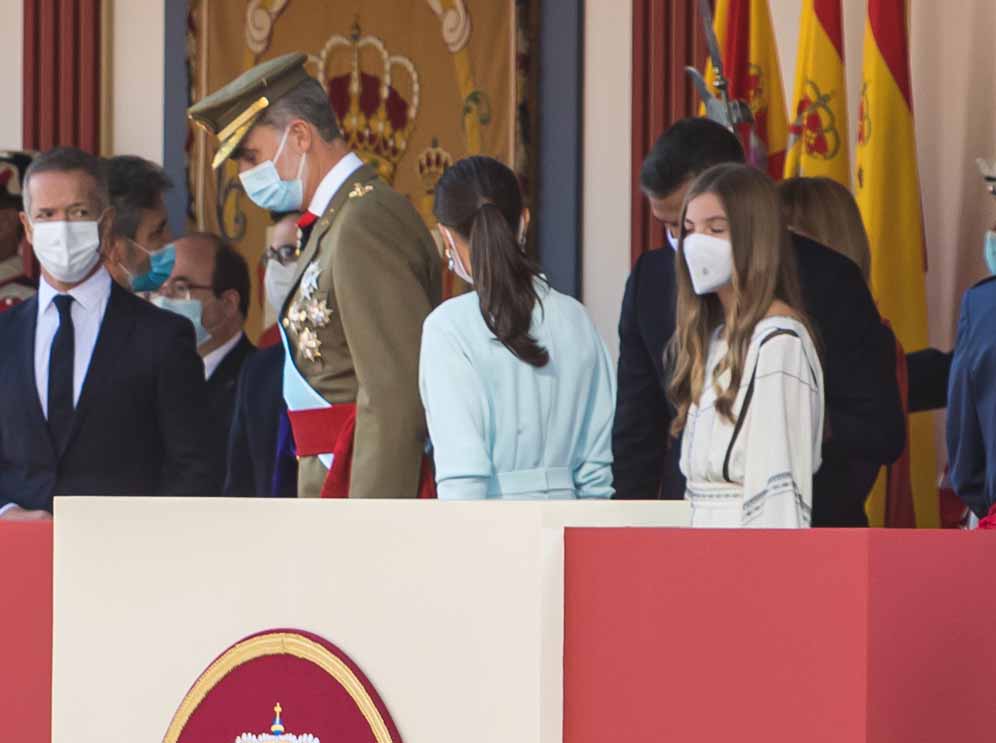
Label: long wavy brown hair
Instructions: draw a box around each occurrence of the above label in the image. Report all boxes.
[778,176,872,284]
[666,163,813,437]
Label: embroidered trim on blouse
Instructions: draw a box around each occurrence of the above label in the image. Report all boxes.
[742,472,812,524]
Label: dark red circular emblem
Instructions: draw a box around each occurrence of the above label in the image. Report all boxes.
[164,629,403,743]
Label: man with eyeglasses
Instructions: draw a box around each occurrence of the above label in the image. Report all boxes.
[154,232,255,480]
[224,212,301,499]
[257,211,301,348]
[0,147,217,519]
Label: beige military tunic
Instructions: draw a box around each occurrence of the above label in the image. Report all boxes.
[281,161,441,498]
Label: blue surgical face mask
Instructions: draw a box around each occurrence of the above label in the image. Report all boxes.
[238,127,307,212]
[129,242,176,292]
[985,231,996,275]
[152,295,212,347]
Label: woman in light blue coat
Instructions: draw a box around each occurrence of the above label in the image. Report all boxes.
[420,156,615,500]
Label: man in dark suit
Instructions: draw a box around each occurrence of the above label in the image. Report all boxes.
[612,118,905,526]
[0,147,217,519]
[223,224,299,499]
[224,345,297,498]
[156,233,255,475]
[946,275,996,518]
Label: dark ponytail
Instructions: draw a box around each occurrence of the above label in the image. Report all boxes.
[434,156,549,367]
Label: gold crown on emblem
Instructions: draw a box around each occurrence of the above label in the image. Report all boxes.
[318,20,420,185]
[234,702,320,743]
[416,137,453,194]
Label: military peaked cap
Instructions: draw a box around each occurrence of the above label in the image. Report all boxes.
[188,52,311,169]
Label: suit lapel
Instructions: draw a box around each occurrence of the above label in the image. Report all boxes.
[280,164,379,317]
[14,296,56,459]
[208,335,253,388]
[61,283,135,456]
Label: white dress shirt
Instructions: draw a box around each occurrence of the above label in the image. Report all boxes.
[202,330,244,381]
[34,267,112,418]
[306,152,364,217]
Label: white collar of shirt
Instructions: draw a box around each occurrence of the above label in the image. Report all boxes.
[306,152,365,218]
[202,330,244,380]
[37,265,112,317]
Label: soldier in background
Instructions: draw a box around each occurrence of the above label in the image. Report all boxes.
[189,53,441,499]
[0,151,38,310]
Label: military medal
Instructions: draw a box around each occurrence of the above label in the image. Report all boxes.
[300,261,322,300]
[306,298,333,328]
[299,327,322,362]
[349,182,373,199]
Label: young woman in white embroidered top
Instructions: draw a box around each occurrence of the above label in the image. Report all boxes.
[668,163,825,528]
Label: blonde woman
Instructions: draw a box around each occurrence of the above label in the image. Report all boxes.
[778,176,920,527]
[669,164,825,528]
[777,176,871,282]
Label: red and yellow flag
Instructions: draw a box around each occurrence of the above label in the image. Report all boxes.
[855,0,937,527]
[784,0,850,185]
[705,0,789,180]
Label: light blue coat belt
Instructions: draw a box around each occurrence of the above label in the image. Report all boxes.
[489,467,575,498]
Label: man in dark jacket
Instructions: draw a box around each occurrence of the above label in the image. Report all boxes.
[156,233,255,481]
[612,118,905,526]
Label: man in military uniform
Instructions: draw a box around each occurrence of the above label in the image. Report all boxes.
[189,53,441,499]
[0,151,38,310]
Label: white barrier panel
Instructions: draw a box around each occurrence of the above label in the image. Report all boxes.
[52,498,688,743]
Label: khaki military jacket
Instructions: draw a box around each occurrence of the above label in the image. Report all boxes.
[281,163,441,498]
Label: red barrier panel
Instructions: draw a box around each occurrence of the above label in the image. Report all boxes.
[0,521,52,739]
[563,529,996,743]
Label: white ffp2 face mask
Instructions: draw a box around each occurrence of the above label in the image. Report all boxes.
[682,233,734,295]
[265,259,299,313]
[31,219,103,283]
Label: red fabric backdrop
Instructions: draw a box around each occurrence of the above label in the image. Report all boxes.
[630,0,712,265]
[22,0,102,152]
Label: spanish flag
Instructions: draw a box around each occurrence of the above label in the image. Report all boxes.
[784,0,850,185]
[705,0,789,180]
[855,0,937,527]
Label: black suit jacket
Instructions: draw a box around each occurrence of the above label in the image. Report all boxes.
[612,233,905,526]
[906,348,952,412]
[206,333,255,470]
[0,281,219,511]
[223,344,295,498]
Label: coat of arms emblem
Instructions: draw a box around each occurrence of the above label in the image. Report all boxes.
[235,703,319,743]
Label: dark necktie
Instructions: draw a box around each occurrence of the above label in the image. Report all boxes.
[48,294,75,450]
